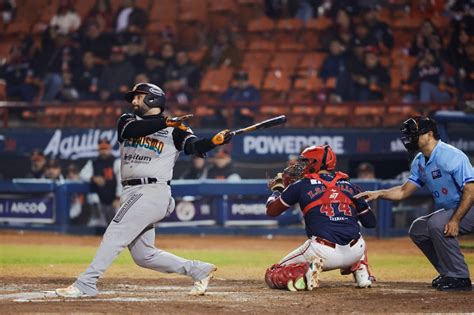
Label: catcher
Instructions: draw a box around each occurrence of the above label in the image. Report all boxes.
[265,145,377,291]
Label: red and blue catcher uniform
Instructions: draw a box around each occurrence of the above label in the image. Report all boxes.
[281,171,371,245]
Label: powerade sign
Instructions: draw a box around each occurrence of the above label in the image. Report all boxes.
[225,198,277,226]
[0,193,55,223]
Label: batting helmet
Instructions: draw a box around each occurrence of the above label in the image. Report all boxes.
[124,83,166,110]
[400,116,439,151]
[299,145,337,175]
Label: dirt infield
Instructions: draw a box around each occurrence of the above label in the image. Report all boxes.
[1,231,474,314]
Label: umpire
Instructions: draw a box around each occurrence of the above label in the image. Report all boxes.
[356,116,474,291]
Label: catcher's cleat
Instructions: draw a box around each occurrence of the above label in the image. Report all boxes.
[55,284,89,298]
[293,277,307,291]
[305,258,323,291]
[189,265,217,296]
[354,265,372,288]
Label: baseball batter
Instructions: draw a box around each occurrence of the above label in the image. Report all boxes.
[56,83,233,298]
[264,145,377,291]
[356,116,474,291]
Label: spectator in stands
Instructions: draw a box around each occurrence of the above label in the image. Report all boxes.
[44,158,65,181]
[221,70,260,127]
[405,49,451,103]
[98,46,135,101]
[344,38,368,100]
[159,42,177,80]
[203,29,241,69]
[168,51,201,90]
[351,47,390,101]
[25,149,47,179]
[143,51,166,87]
[319,38,348,102]
[165,70,193,105]
[0,45,38,102]
[134,73,149,85]
[79,22,112,61]
[0,0,16,26]
[363,5,393,50]
[409,20,443,57]
[73,51,102,100]
[357,162,376,179]
[84,0,113,33]
[322,9,353,51]
[80,138,121,225]
[180,156,208,180]
[124,33,146,73]
[58,69,79,101]
[50,0,81,35]
[114,0,148,33]
[457,42,474,99]
[207,149,241,181]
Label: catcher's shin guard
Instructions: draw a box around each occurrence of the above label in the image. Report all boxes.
[265,262,317,291]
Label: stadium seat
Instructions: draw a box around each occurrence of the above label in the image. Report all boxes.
[277,40,305,51]
[149,0,178,23]
[298,52,327,72]
[275,18,304,42]
[246,68,265,89]
[269,52,301,71]
[178,0,208,22]
[351,105,385,128]
[305,16,333,31]
[74,1,95,19]
[383,104,419,127]
[294,75,324,91]
[247,16,275,33]
[73,107,104,128]
[39,107,72,128]
[321,104,351,128]
[200,68,234,93]
[289,105,322,128]
[0,80,6,100]
[102,106,123,128]
[248,39,276,52]
[242,52,272,70]
[262,70,292,92]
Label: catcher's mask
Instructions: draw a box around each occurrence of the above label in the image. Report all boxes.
[298,145,337,175]
[124,83,166,111]
[400,116,439,151]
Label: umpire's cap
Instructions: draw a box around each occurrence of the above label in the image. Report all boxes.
[124,83,166,110]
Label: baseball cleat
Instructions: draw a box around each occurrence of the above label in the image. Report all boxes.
[354,265,372,288]
[305,258,323,291]
[55,284,89,298]
[189,266,217,296]
[293,277,307,291]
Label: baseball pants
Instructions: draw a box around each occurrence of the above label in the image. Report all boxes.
[74,183,212,296]
[409,206,474,279]
[279,236,366,271]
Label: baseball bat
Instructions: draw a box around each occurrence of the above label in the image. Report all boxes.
[214,115,287,144]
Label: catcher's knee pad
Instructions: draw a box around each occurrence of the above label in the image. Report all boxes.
[265,262,311,291]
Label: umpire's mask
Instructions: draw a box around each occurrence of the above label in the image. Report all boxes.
[400,116,439,151]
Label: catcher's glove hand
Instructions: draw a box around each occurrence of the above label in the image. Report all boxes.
[282,163,304,187]
[211,129,233,145]
[165,114,193,131]
[268,172,285,192]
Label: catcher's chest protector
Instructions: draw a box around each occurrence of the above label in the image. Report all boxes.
[302,172,355,216]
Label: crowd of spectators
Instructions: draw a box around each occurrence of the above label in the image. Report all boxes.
[0,0,473,124]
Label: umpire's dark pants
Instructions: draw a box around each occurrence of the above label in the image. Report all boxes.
[409,207,474,279]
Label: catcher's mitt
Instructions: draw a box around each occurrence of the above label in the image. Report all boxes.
[282,163,304,187]
[268,172,285,192]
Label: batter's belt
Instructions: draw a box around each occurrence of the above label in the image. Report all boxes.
[313,235,360,248]
[121,177,171,186]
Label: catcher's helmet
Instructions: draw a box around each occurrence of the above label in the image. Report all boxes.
[124,83,166,110]
[299,145,337,174]
[400,116,439,151]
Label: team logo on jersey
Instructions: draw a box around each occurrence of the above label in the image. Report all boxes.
[431,169,442,179]
[124,136,164,154]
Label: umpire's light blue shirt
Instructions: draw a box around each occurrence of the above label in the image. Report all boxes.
[408,141,474,210]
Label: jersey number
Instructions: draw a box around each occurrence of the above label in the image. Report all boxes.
[320,203,352,217]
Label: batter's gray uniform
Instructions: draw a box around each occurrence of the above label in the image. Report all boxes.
[73,113,219,296]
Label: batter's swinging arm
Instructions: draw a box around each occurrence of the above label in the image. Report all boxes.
[213,115,287,145]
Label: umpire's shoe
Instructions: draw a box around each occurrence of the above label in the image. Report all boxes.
[431,275,445,288]
[436,277,472,291]
[56,284,89,298]
[189,264,217,296]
